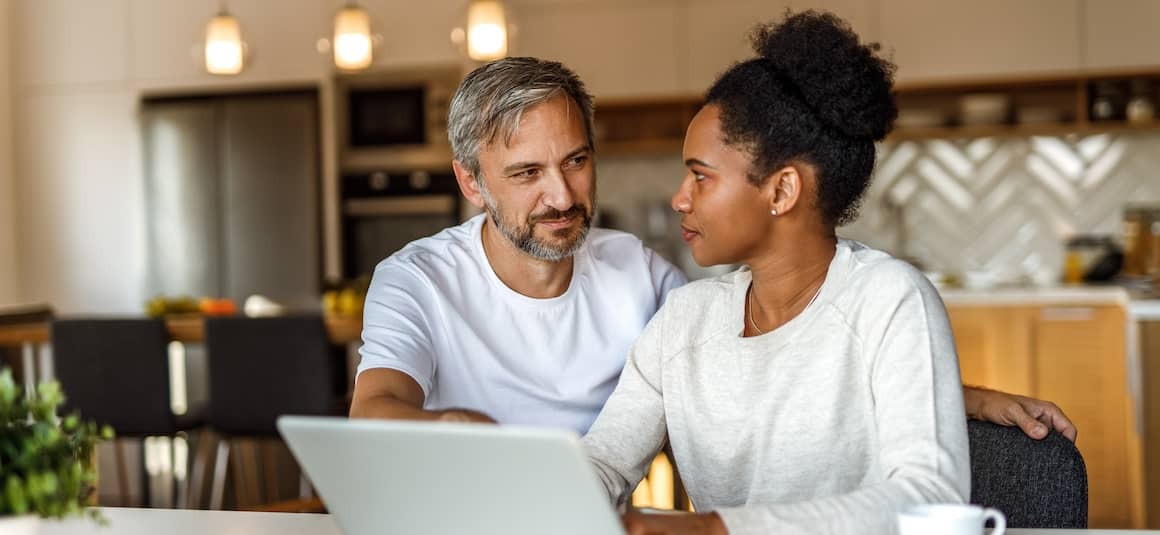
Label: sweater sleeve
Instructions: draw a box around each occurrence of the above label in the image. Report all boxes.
[580,303,670,509]
[715,267,971,535]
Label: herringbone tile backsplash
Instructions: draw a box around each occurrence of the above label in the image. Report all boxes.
[597,133,1160,279]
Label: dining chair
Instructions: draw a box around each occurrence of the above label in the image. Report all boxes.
[200,315,343,510]
[50,317,207,507]
[967,419,1088,528]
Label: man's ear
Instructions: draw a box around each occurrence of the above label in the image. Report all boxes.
[453,160,485,209]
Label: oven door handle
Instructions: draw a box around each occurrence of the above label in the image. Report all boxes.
[343,196,457,217]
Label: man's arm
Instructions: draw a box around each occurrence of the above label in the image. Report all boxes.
[962,385,1077,442]
[349,368,495,423]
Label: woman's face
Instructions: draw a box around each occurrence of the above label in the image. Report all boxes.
[671,104,774,267]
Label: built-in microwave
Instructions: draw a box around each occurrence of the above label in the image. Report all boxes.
[336,66,462,170]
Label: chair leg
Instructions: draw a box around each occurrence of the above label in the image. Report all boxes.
[239,441,261,507]
[114,440,131,507]
[299,473,313,500]
[262,441,280,504]
[187,430,214,509]
[210,440,230,510]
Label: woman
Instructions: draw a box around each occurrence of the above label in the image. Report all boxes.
[582,11,969,535]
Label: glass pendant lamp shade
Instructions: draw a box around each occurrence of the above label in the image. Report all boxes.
[334,5,373,71]
[204,13,244,75]
[466,0,508,61]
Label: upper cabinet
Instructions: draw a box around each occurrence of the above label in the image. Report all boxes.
[364,0,463,69]
[512,1,682,99]
[1082,0,1160,71]
[14,0,132,87]
[680,0,877,94]
[879,0,1081,84]
[130,0,331,86]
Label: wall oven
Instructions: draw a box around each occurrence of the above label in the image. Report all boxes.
[340,169,462,279]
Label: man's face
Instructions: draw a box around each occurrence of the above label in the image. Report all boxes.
[471,94,596,261]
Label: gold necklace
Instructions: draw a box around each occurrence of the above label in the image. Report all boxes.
[747,286,766,335]
[747,283,823,336]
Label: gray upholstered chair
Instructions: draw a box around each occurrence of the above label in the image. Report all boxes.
[967,419,1087,528]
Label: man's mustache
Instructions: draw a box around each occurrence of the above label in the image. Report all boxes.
[529,205,589,224]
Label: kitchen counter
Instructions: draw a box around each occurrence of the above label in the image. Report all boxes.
[936,284,1160,321]
[0,314,364,346]
[938,285,1131,307]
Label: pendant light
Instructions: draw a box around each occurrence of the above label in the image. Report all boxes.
[466,0,508,62]
[204,5,245,75]
[333,3,374,71]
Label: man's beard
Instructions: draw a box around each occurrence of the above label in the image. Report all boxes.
[478,179,593,262]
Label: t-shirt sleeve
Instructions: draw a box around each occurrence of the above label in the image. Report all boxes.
[355,262,437,396]
[645,247,688,308]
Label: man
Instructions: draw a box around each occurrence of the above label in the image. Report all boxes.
[349,57,1076,443]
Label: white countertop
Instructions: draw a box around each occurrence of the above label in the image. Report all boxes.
[30,508,1160,535]
[938,285,1131,307]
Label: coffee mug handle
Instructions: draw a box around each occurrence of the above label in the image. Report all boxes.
[983,508,1006,535]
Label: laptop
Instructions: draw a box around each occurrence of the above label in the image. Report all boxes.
[277,416,625,535]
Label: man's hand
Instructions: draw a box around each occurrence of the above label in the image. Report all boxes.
[621,511,727,535]
[963,386,1077,442]
[436,408,497,424]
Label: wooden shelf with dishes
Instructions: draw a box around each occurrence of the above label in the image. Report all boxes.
[591,68,1160,153]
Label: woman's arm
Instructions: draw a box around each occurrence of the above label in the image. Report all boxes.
[582,306,672,508]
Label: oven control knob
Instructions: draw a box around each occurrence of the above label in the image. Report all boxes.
[369,172,390,191]
[409,171,431,190]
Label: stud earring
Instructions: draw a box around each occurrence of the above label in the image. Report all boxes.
[770,208,778,216]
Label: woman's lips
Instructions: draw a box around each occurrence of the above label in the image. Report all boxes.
[681,226,700,242]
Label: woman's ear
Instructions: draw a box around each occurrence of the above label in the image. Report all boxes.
[764,164,804,216]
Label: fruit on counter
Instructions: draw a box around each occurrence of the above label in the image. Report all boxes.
[199,297,237,316]
[322,276,369,316]
[144,295,200,317]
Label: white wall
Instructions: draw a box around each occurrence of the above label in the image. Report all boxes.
[5,0,476,313]
[0,0,19,304]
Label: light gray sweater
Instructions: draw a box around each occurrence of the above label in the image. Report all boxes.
[582,240,970,535]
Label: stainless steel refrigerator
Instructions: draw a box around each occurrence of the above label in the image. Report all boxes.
[141,91,321,310]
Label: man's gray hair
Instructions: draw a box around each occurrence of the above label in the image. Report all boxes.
[448,57,596,178]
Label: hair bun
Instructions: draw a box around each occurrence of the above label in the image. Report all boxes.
[752,10,896,141]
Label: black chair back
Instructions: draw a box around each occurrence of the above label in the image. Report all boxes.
[204,315,338,436]
[968,420,1088,528]
[50,318,178,436]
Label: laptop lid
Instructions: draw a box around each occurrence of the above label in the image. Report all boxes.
[277,416,625,535]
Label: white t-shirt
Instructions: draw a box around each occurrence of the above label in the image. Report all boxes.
[356,214,687,435]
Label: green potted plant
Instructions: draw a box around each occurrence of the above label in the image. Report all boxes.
[0,368,113,534]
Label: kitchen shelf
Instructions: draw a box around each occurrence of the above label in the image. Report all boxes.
[592,67,1160,153]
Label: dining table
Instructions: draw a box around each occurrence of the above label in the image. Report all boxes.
[32,508,1160,535]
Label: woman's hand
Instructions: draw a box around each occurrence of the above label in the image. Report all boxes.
[963,386,1077,442]
[621,511,728,535]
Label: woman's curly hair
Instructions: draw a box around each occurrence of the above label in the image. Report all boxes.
[706,10,897,226]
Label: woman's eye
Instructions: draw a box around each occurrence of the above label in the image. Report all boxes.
[693,172,707,182]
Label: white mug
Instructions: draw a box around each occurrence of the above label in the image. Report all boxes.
[897,504,1006,535]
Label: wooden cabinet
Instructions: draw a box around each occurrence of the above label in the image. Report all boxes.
[679,0,876,93]
[948,304,1144,529]
[1082,0,1160,70]
[513,2,681,99]
[879,0,1081,83]
[13,0,132,87]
